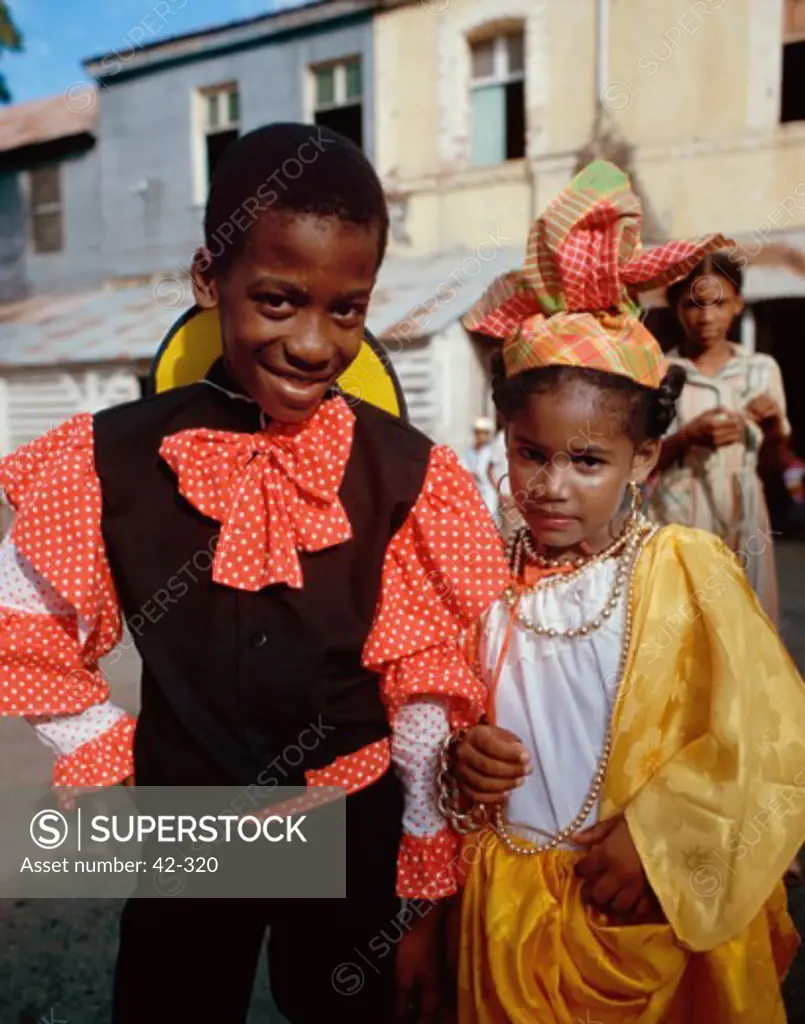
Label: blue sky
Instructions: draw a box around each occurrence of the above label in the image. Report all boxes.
[4,0,307,104]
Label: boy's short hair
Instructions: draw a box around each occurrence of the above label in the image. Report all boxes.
[203,122,389,272]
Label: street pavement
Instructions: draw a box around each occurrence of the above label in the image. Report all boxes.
[1,544,804,1023]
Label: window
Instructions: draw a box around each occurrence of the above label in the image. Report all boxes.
[29,166,63,254]
[198,83,240,193]
[312,58,363,149]
[782,0,805,122]
[470,32,525,166]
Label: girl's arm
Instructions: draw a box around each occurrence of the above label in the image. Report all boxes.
[748,356,792,476]
[656,426,693,471]
[0,415,135,793]
[657,409,744,471]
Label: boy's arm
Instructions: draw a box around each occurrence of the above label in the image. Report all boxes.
[364,444,510,899]
[0,416,135,791]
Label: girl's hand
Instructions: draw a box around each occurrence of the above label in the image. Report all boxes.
[396,900,451,1023]
[573,815,659,921]
[746,394,784,436]
[685,408,744,449]
[454,724,530,806]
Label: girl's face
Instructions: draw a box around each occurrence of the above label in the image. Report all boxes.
[507,382,659,555]
[193,211,379,423]
[674,273,743,350]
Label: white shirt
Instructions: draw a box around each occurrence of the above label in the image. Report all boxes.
[480,558,626,843]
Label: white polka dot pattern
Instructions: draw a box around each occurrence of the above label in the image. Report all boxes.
[361,446,510,898]
[0,537,73,617]
[159,395,356,592]
[0,415,133,788]
[305,738,390,794]
[29,700,127,755]
[364,445,510,675]
[397,830,460,899]
[392,696,450,837]
[51,714,134,789]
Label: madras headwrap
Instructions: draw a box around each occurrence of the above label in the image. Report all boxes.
[463,160,734,388]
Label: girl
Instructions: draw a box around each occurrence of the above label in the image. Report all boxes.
[650,252,791,624]
[0,124,510,1024]
[442,161,805,1022]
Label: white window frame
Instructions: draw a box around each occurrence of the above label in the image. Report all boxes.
[310,57,363,116]
[191,82,240,206]
[469,33,524,90]
[469,31,526,168]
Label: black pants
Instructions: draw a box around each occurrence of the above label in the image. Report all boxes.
[112,771,403,1023]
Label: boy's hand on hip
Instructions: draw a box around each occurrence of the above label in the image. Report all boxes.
[454,724,530,806]
[573,814,654,919]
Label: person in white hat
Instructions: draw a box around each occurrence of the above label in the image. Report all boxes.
[462,416,497,516]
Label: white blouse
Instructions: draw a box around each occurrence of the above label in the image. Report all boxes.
[480,558,627,844]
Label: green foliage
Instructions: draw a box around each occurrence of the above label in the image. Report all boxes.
[0,3,23,105]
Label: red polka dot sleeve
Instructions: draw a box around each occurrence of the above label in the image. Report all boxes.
[363,444,509,899]
[0,415,134,789]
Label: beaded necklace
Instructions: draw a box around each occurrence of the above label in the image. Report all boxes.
[492,517,657,856]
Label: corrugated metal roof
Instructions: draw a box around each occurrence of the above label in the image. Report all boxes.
[0,249,525,369]
[0,285,185,368]
[2,240,803,370]
[371,247,524,340]
[0,92,97,155]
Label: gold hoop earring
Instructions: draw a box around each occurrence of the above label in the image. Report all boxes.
[629,480,644,516]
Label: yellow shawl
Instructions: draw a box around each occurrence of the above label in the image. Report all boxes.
[607,523,805,951]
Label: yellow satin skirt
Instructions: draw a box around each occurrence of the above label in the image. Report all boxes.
[458,835,798,1024]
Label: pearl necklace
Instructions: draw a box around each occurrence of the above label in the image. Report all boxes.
[506,524,632,591]
[492,521,658,856]
[515,498,639,570]
[503,516,651,641]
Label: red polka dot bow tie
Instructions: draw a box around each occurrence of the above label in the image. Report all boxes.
[159,396,355,592]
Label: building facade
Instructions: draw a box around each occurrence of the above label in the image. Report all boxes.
[374,0,805,256]
[1,0,805,454]
[373,0,805,445]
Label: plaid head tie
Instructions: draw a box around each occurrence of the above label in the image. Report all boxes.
[464,160,734,388]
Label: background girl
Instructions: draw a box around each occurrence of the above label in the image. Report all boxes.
[650,252,792,624]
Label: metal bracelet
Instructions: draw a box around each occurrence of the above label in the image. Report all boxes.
[436,727,487,835]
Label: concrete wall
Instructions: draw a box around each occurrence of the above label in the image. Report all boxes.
[375,0,551,254]
[375,0,805,255]
[95,16,375,277]
[0,147,102,300]
[0,170,27,301]
[0,13,375,300]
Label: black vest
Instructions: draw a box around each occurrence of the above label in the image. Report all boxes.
[93,364,432,786]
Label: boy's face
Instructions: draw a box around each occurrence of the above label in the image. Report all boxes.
[674,273,743,350]
[193,211,379,423]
